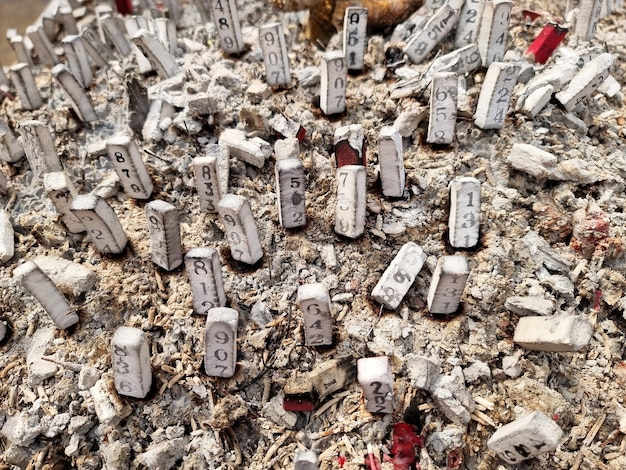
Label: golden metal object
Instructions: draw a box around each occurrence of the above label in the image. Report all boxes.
[270,0,422,43]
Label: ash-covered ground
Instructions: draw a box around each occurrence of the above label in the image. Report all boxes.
[2,0,626,469]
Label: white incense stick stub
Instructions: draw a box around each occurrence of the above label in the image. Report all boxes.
[217,195,263,264]
[146,200,183,271]
[185,247,227,314]
[259,22,291,86]
[112,326,152,398]
[357,356,394,414]
[204,307,239,377]
[297,283,333,347]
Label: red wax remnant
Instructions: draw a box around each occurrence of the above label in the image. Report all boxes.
[0,86,15,101]
[383,423,424,470]
[115,0,134,15]
[446,448,463,469]
[594,289,602,311]
[525,22,568,64]
[283,394,315,412]
[570,202,611,258]
[521,10,543,21]
[335,140,367,168]
[276,126,306,142]
[296,126,306,142]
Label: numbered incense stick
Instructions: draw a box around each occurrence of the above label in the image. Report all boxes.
[474,62,519,129]
[51,64,98,123]
[259,23,291,86]
[335,165,366,239]
[9,35,33,68]
[0,66,8,89]
[404,4,458,64]
[204,307,238,377]
[146,200,183,271]
[378,126,405,198]
[125,16,154,73]
[43,171,86,233]
[427,72,457,145]
[555,53,614,112]
[217,194,263,264]
[18,120,61,178]
[487,412,563,464]
[343,7,368,71]
[102,16,132,57]
[210,0,245,55]
[427,44,482,82]
[106,135,153,200]
[357,356,394,414]
[10,64,42,110]
[298,283,333,347]
[427,255,469,314]
[58,6,79,35]
[454,0,484,48]
[0,211,12,264]
[192,144,229,213]
[575,0,603,41]
[477,0,512,66]
[219,129,271,168]
[152,17,177,55]
[70,195,128,254]
[0,120,25,163]
[26,25,59,67]
[320,51,347,115]
[14,261,78,329]
[185,248,227,314]
[448,177,481,248]
[275,155,306,228]
[62,35,93,88]
[112,326,152,398]
[372,242,426,309]
[81,25,111,68]
[131,29,179,79]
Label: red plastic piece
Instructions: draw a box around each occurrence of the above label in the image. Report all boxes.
[115,0,134,15]
[525,22,568,64]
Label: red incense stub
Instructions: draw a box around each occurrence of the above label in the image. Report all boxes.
[525,23,568,64]
[334,124,367,168]
[283,393,315,411]
[115,0,133,15]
